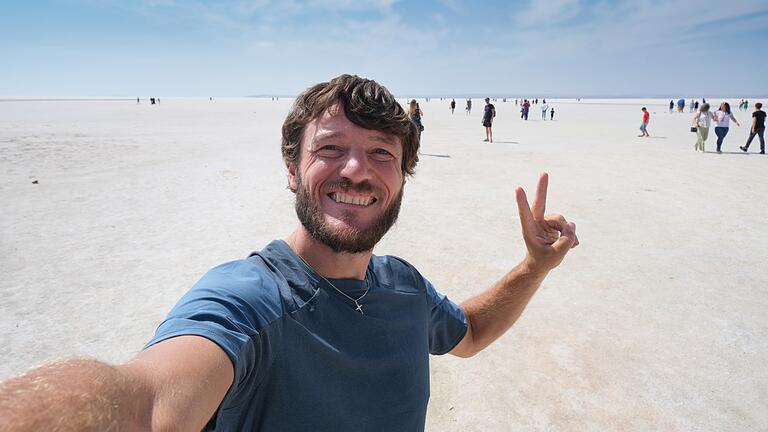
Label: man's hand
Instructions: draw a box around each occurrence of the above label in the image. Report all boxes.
[515,172,578,275]
[450,172,578,358]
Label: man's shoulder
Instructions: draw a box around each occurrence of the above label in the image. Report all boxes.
[152,257,285,343]
[370,254,430,290]
[190,258,284,319]
[204,258,280,287]
[372,254,419,274]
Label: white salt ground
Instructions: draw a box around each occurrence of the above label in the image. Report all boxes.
[1,97,766,431]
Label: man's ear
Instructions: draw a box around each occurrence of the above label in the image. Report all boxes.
[287,163,298,192]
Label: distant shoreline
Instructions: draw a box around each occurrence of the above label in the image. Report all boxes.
[2,95,766,103]
[0,98,137,102]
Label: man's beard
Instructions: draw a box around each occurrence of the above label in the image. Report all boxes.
[294,174,403,254]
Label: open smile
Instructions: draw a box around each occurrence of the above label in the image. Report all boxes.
[328,192,378,207]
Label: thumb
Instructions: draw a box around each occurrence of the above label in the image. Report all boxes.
[551,222,578,254]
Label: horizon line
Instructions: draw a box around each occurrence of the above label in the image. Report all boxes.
[2,94,767,102]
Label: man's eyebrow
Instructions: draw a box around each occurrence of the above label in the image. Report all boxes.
[313,131,345,142]
[368,134,399,147]
[313,131,399,147]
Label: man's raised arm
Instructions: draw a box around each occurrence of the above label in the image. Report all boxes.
[451,173,578,358]
[0,335,233,431]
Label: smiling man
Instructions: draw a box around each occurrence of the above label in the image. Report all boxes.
[0,75,578,431]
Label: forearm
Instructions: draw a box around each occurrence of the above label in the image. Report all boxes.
[459,260,548,355]
[0,358,152,432]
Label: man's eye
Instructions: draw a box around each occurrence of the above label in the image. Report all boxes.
[373,148,393,157]
[317,145,342,155]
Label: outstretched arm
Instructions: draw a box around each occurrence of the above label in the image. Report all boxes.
[0,336,233,431]
[451,173,578,358]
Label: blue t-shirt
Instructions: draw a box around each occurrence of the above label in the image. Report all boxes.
[146,240,468,431]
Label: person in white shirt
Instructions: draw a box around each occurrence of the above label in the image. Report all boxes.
[541,102,549,120]
[692,103,714,152]
[712,102,740,153]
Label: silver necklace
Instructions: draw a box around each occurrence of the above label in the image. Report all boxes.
[295,254,370,315]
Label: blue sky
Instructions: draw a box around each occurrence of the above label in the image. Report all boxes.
[2,0,767,97]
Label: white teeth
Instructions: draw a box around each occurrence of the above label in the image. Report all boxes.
[332,193,372,206]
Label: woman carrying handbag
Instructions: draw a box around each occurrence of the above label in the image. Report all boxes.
[692,103,714,152]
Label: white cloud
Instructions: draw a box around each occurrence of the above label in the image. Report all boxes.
[513,0,582,28]
[306,0,399,10]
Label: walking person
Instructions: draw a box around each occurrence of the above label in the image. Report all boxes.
[466,98,472,115]
[521,99,530,120]
[712,102,740,153]
[541,101,549,120]
[450,98,456,114]
[740,102,766,154]
[408,99,424,138]
[550,107,555,120]
[669,100,674,113]
[638,107,650,137]
[692,103,714,152]
[482,97,496,142]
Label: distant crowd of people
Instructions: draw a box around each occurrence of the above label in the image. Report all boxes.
[259,94,767,155]
[407,94,764,154]
[646,98,765,154]
[692,101,765,154]
[405,97,557,144]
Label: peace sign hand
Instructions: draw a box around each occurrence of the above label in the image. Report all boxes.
[515,173,579,274]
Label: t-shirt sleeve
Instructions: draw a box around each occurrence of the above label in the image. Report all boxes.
[423,277,468,355]
[144,260,282,392]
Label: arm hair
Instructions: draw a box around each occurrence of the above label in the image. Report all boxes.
[0,358,152,432]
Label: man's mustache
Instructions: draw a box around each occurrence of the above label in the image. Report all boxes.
[324,178,377,194]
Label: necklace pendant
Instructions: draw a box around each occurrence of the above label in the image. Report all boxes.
[355,302,364,315]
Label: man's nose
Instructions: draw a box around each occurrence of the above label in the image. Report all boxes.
[338,150,372,182]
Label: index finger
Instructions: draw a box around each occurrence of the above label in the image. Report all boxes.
[531,172,549,221]
[515,186,537,235]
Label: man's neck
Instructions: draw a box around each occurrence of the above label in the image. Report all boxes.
[285,227,372,280]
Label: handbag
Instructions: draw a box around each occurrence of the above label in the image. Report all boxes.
[690,126,697,133]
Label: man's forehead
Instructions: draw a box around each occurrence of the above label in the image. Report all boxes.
[307,108,400,147]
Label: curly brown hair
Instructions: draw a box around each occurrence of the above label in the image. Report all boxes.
[281,74,420,181]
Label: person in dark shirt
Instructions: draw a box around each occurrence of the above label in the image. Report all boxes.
[740,102,766,154]
[482,97,496,142]
[450,98,456,114]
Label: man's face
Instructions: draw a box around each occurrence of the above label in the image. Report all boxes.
[288,106,405,253]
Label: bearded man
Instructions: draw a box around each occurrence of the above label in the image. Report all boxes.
[0,75,578,431]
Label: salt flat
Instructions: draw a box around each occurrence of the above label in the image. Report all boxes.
[1,97,766,431]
